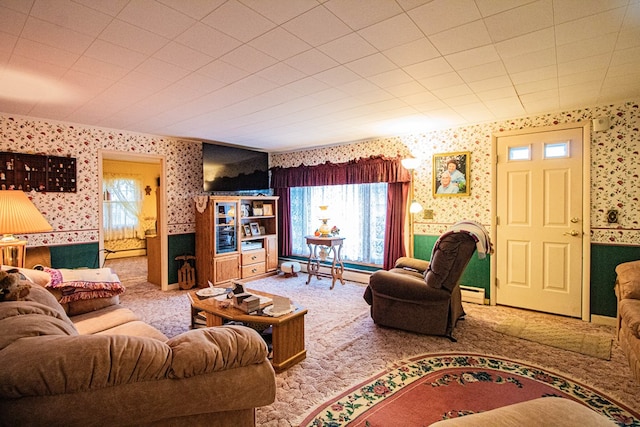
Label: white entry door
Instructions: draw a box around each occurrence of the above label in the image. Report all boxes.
[496,127,585,317]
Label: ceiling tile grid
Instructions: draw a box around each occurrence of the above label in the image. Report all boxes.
[0,0,639,152]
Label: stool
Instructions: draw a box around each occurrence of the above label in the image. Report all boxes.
[280,261,301,278]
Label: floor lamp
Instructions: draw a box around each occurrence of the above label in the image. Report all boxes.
[401,158,423,258]
[0,190,53,268]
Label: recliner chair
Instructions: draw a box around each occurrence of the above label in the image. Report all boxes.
[363,222,491,341]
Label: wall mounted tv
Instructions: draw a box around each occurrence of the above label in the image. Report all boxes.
[203,143,270,193]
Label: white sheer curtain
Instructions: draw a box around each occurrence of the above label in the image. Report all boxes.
[289,183,388,265]
[103,173,144,241]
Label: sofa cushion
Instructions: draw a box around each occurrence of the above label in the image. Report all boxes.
[616,260,640,300]
[168,325,268,378]
[619,298,640,339]
[72,304,140,335]
[0,334,171,398]
[97,320,168,341]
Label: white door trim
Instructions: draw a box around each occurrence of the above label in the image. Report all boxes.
[98,150,169,291]
[490,122,591,321]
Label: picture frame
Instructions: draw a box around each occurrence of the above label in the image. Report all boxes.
[252,201,263,216]
[242,224,252,237]
[250,222,261,236]
[262,203,273,216]
[433,151,470,197]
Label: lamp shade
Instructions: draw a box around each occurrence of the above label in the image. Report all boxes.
[0,190,53,238]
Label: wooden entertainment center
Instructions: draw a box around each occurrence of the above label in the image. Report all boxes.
[195,195,279,287]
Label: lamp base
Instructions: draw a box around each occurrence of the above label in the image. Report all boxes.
[0,239,27,268]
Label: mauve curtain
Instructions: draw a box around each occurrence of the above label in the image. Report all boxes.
[271,156,410,269]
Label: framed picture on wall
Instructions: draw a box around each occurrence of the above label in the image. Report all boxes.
[433,151,470,197]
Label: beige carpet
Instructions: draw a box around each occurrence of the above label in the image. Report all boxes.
[496,318,613,360]
[112,257,640,426]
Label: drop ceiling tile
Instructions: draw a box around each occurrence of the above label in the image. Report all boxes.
[72,0,127,17]
[553,0,628,24]
[400,90,438,105]
[418,71,464,91]
[357,13,423,51]
[154,42,213,72]
[385,81,428,97]
[611,46,640,66]
[83,39,146,71]
[475,0,534,17]
[240,0,318,25]
[484,97,526,117]
[220,44,278,74]
[283,5,352,46]
[118,0,196,39]
[557,53,610,76]
[514,77,557,95]
[395,0,433,12]
[432,84,474,100]
[70,56,129,81]
[100,19,170,56]
[367,69,414,88]
[0,5,27,35]
[494,28,555,59]
[458,61,508,84]
[467,74,513,92]
[510,65,557,85]
[249,27,311,61]
[158,0,225,20]
[285,49,338,75]
[177,73,226,93]
[13,38,79,68]
[502,48,556,74]
[483,0,553,43]
[198,60,250,84]
[318,33,377,63]
[135,57,191,82]
[256,62,307,85]
[383,38,440,67]
[455,103,494,122]
[445,45,500,70]
[428,20,492,55]
[404,57,453,80]
[176,23,241,59]
[21,17,94,54]
[475,85,518,101]
[558,69,606,87]
[409,0,481,35]
[202,0,275,43]
[324,0,403,30]
[0,32,17,56]
[555,8,626,45]
[615,27,640,50]
[313,66,362,86]
[30,0,111,37]
[346,53,397,77]
[338,78,383,95]
[286,77,331,96]
[556,33,617,64]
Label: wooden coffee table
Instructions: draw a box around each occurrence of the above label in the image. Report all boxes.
[188,288,307,372]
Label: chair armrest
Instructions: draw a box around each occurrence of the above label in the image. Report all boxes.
[167,325,269,378]
[616,260,640,300]
[394,257,430,273]
[368,270,451,302]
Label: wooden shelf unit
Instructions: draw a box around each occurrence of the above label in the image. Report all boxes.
[195,195,279,287]
[0,151,76,192]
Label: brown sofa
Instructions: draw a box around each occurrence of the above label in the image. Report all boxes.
[616,260,640,382]
[0,267,276,426]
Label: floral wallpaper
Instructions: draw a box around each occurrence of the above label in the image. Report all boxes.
[271,100,639,245]
[0,115,202,246]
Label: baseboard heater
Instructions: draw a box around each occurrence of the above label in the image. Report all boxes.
[460,285,486,305]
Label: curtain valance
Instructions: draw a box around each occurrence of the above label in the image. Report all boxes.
[270,155,410,188]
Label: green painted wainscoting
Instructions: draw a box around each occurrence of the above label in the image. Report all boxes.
[49,233,197,286]
[591,244,640,318]
[415,236,640,318]
[414,234,491,296]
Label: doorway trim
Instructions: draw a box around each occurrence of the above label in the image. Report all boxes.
[490,122,591,321]
[98,150,169,291]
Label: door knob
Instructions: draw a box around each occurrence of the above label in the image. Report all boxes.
[570,217,580,223]
[563,230,580,236]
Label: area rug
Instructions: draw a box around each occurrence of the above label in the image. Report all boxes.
[299,353,640,427]
[496,318,613,360]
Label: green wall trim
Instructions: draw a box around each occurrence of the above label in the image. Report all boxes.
[50,243,100,269]
[590,244,640,317]
[168,233,196,285]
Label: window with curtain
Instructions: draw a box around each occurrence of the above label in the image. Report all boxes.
[103,174,144,241]
[290,183,388,266]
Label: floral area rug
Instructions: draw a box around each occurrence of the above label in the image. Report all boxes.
[300,353,640,427]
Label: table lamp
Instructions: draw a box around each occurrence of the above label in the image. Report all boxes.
[0,190,53,267]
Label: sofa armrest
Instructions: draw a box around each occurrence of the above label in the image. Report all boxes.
[616,260,640,300]
[167,325,269,378]
[394,257,430,273]
[367,270,451,303]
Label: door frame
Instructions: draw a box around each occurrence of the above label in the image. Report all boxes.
[490,122,591,321]
[98,150,169,291]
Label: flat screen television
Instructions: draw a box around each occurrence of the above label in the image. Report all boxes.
[203,143,270,193]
